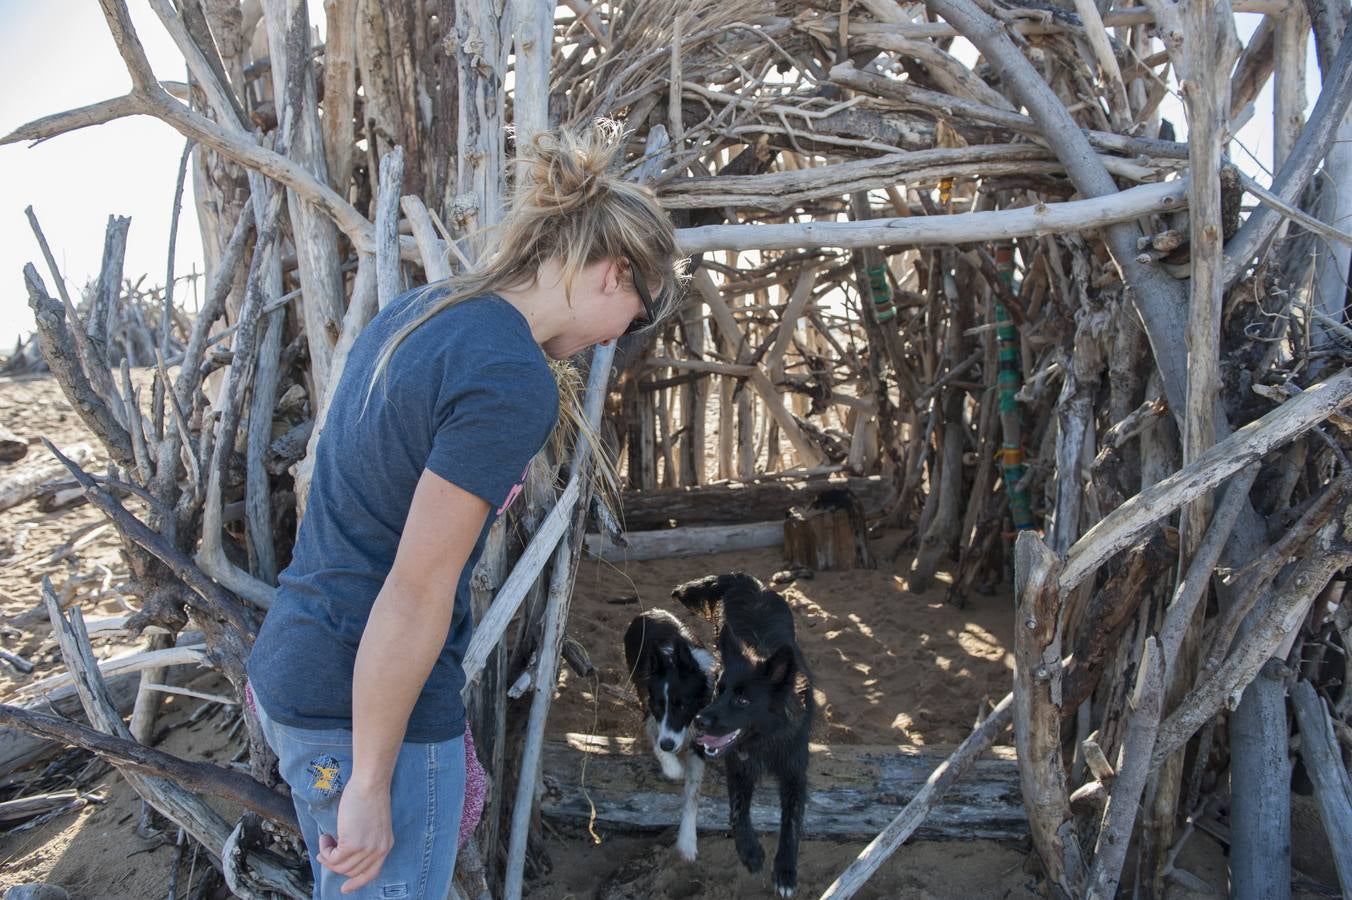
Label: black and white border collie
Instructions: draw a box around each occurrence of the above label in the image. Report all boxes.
[673,572,814,898]
[623,609,716,860]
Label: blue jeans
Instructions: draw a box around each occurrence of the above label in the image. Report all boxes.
[254,695,466,899]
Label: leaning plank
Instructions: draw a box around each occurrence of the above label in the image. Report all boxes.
[538,734,1025,841]
[583,521,784,562]
[819,694,1014,899]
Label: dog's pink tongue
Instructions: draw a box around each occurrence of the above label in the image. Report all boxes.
[695,731,736,750]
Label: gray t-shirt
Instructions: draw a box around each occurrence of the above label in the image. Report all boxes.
[248,289,559,742]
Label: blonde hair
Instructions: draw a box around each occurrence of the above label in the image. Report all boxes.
[369,119,687,496]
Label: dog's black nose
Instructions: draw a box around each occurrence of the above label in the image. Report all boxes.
[660,738,676,751]
[695,714,711,731]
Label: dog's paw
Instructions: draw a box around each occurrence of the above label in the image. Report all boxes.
[674,829,698,862]
[736,839,764,873]
[773,864,797,898]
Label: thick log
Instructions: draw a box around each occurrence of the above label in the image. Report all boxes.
[615,475,895,530]
[0,445,92,513]
[584,521,784,563]
[539,734,1025,842]
[259,0,345,397]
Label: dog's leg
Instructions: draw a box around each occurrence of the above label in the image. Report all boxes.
[675,751,704,861]
[726,756,764,874]
[772,770,807,898]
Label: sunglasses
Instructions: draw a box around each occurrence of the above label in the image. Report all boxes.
[622,253,659,336]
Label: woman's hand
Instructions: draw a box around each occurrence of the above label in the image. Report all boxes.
[316,778,395,893]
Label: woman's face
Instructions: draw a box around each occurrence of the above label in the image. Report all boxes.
[540,258,651,359]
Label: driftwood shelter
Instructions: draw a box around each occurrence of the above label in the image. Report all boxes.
[2,0,1352,897]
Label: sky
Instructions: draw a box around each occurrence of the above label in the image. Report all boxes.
[0,5,1318,350]
[0,1,211,348]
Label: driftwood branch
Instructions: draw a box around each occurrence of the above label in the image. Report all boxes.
[676,179,1187,252]
[0,704,295,828]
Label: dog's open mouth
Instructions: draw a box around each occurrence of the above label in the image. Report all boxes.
[693,729,741,759]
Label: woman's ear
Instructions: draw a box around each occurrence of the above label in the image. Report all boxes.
[605,256,626,294]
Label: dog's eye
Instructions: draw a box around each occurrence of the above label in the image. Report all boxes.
[734,694,750,708]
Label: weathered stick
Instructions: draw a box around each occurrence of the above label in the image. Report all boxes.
[1152,510,1352,765]
[1290,681,1352,897]
[502,340,616,900]
[1084,638,1164,899]
[818,693,1014,899]
[1222,21,1352,287]
[1060,368,1352,593]
[25,266,134,467]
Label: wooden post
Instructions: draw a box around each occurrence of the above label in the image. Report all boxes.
[678,295,707,485]
[1012,532,1085,898]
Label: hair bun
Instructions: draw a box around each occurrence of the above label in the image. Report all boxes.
[515,119,626,214]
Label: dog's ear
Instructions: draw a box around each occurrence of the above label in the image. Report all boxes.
[672,639,698,671]
[718,628,751,662]
[765,645,797,688]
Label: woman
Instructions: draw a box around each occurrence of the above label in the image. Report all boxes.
[247,119,685,898]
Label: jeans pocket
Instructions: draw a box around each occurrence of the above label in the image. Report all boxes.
[271,729,354,817]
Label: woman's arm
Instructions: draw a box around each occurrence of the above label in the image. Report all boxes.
[317,468,490,893]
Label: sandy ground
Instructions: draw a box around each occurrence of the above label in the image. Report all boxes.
[0,372,1340,899]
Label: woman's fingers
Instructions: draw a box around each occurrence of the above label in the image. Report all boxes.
[339,855,389,893]
[317,840,371,875]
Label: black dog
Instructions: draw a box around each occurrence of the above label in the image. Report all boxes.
[623,609,716,860]
[673,573,814,898]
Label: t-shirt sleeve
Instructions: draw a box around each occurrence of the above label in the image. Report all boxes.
[424,361,559,511]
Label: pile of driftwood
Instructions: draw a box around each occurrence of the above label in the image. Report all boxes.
[2,0,1352,897]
